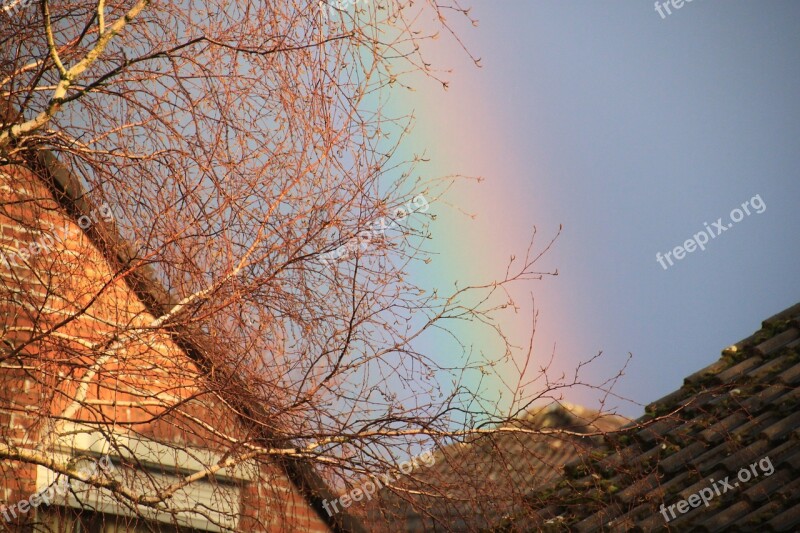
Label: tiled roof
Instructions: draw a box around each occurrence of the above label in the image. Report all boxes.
[517,302,800,532]
[365,403,626,532]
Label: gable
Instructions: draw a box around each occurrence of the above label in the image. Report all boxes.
[0,164,337,532]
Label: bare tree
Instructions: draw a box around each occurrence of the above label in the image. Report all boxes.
[0,1,629,531]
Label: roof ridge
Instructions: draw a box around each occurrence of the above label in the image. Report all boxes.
[515,301,800,531]
[643,305,800,418]
[510,402,627,435]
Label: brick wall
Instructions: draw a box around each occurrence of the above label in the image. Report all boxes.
[0,165,332,532]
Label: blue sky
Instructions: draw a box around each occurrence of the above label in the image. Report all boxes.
[402,0,800,417]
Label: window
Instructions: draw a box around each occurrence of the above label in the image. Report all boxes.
[43,508,209,532]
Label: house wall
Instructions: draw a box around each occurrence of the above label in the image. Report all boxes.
[0,165,331,532]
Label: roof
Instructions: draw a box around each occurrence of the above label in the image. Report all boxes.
[517,302,800,532]
[10,152,367,533]
[365,403,627,531]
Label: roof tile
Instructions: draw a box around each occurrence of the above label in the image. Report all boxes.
[742,469,792,504]
[636,417,682,444]
[738,383,788,412]
[776,477,800,500]
[720,439,772,471]
[777,448,800,472]
[759,410,800,442]
[737,500,785,531]
[776,362,800,385]
[645,388,692,416]
[684,359,730,387]
[766,501,800,531]
[729,411,781,441]
[716,356,763,383]
[602,502,652,532]
[754,328,799,356]
[695,442,738,475]
[747,353,793,380]
[762,302,800,325]
[658,441,707,475]
[616,472,662,505]
[699,412,750,444]
[697,500,752,532]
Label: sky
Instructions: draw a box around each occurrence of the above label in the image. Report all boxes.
[390,1,800,418]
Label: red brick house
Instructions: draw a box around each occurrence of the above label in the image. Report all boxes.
[0,156,366,532]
